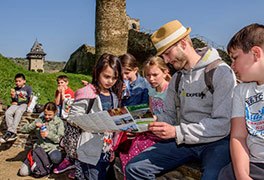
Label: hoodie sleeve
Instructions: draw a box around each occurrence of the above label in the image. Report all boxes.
[46,117,65,143]
[175,65,236,144]
[67,98,90,124]
[66,85,97,124]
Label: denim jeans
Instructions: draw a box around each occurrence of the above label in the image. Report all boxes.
[79,153,110,180]
[126,137,230,180]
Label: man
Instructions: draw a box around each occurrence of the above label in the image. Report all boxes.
[125,20,236,180]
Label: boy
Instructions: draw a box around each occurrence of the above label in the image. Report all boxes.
[219,23,264,180]
[54,75,74,118]
[0,73,32,143]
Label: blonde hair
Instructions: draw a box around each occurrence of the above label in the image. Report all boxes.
[143,56,171,81]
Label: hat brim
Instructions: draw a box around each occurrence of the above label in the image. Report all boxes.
[156,27,191,56]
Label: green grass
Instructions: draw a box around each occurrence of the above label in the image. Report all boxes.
[0,55,92,105]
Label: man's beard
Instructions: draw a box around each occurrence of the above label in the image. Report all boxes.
[172,57,188,70]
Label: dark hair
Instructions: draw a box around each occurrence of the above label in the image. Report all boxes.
[227,23,264,54]
[119,53,138,71]
[57,75,69,82]
[15,73,26,80]
[92,53,123,102]
[43,102,57,113]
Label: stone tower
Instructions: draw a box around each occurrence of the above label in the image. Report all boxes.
[27,40,46,72]
[95,0,128,60]
[128,16,140,31]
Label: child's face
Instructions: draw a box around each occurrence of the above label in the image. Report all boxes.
[122,67,138,82]
[57,79,68,88]
[98,66,118,90]
[230,48,256,82]
[44,109,56,121]
[15,77,26,88]
[145,65,167,89]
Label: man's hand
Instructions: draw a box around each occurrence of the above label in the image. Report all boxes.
[148,122,176,139]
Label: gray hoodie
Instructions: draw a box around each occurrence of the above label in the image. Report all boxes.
[157,47,236,145]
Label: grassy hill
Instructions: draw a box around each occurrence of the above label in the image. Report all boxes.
[0,55,92,106]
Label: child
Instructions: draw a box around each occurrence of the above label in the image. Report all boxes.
[119,56,171,177]
[0,73,32,143]
[119,53,149,106]
[144,56,171,115]
[54,75,74,118]
[218,23,264,180]
[63,53,123,180]
[53,75,75,178]
[19,102,65,176]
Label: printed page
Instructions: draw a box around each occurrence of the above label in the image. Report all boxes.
[126,104,155,132]
[73,104,154,133]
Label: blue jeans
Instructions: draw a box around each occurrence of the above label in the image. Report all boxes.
[79,153,110,180]
[126,137,230,180]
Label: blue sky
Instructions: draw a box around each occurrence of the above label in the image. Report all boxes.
[0,0,263,61]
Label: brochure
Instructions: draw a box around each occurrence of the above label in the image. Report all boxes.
[73,104,154,133]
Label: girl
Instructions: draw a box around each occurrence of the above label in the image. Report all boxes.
[119,53,149,106]
[66,53,123,180]
[143,56,171,115]
[119,56,171,178]
[115,53,150,174]
[19,102,65,176]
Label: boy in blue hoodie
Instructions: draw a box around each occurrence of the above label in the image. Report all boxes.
[126,20,237,180]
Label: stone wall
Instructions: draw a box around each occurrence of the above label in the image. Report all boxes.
[0,111,39,149]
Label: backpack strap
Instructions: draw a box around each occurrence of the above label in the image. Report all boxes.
[86,98,95,114]
[204,59,224,94]
[175,71,182,122]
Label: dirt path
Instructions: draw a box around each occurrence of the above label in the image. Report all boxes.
[0,144,70,180]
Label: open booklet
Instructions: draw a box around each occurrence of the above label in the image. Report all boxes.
[73,104,154,133]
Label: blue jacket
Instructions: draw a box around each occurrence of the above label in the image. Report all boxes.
[121,74,150,106]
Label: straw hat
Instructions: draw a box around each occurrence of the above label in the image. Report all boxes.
[151,20,191,55]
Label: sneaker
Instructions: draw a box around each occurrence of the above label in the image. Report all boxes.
[53,158,75,174]
[0,131,17,143]
[68,170,75,179]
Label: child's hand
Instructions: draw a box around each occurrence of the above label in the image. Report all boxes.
[122,83,126,92]
[109,150,115,162]
[126,132,136,139]
[81,80,89,86]
[11,102,18,105]
[10,88,16,98]
[40,130,48,138]
[57,86,65,93]
[35,122,43,128]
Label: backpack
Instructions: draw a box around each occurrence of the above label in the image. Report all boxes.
[175,59,224,120]
[25,146,52,178]
[175,59,224,94]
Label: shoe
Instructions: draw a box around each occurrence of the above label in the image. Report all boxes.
[0,131,17,143]
[68,170,75,179]
[53,158,75,174]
